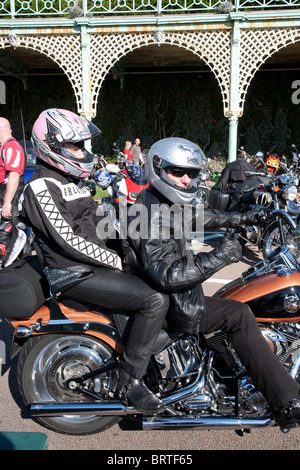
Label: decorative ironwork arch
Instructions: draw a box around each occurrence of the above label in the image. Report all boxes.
[2,26,300,121]
[89,29,232,118]
[0,33,83,110]
[2,21,300,160]
[238,27,300,114]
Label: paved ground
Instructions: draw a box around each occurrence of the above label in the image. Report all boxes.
[1,239,300,452]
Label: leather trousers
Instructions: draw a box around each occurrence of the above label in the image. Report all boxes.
[201,296,299,408]
[64,267,169,378]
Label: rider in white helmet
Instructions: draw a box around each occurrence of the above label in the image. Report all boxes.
[145,137,205,205]
[123,137,300,431]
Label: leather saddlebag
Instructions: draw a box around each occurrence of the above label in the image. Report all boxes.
[0,256,49,319]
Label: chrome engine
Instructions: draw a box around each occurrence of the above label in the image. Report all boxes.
[152,323,300,419]
[262,323,300,380]
[30,321,300,433]
[154,335,202,380]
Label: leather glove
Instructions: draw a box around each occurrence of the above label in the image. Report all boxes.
[240,210,260,226]
[219,230,242,263]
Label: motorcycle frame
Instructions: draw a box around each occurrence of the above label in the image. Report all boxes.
[8,245,300,433]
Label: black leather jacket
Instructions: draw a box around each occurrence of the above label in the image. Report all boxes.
[122,186,243,332]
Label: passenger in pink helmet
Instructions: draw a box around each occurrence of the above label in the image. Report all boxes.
[31,108,100,179]
[18,108,169,414]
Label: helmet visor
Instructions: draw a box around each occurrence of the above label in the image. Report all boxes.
[61,141,94,164]
[162,166,200,194]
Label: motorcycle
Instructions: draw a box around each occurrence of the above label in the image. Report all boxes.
[78,154,110,198]
[193,157,214,209]
[209,164,300,259]
[4,241,300,435]
[95,144,148,224]
[257,169,300,259]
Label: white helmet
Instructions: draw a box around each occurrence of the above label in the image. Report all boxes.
[145,137,205,205]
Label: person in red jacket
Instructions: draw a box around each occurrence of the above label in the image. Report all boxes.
[124,140,133,161]
[0,117,26,265]
[0,117,25,219]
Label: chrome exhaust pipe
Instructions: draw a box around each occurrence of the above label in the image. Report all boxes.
[30,368,207,418]
[30,401,140,417]
[142,415,274,431]
[30,402,273,431]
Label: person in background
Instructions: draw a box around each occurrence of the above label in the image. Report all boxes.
[0,117,26,265]
[124,140,133,161]
[0,117,26,219]
[131,138,144,165]
[218,152,256,193]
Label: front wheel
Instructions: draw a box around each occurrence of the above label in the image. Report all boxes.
[17,334,120,435]
[261,220,300,260]
[194,186,210,209]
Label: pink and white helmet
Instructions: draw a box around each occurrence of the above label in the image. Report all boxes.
[31,108,101,179]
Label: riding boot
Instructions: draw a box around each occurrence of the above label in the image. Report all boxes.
[116,367,166,414]
[271,397,300,431]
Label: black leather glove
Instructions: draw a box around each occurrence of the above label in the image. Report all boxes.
[219,230,242,263]
[194,229,242,282]
[240,210,260,226]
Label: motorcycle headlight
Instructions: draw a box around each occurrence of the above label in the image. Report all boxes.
[129,192,139,200]
[283,185,297,201]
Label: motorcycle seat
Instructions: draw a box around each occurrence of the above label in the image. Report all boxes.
[62,296,183,355]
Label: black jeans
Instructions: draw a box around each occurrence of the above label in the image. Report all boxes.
[64,267,169,378]
[201,296,299,408]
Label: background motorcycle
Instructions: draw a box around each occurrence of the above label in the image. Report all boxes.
[193,157,215,209]
[257,168,300,258]
[3,240,300,435]
[95,143,148,226]
[78,153,109,197]
[209,163,300,259]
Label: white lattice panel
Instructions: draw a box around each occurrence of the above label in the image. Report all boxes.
[238,27,300,114]
[2,26,300,119]
[89,30,232,117]
[1,34,83,110]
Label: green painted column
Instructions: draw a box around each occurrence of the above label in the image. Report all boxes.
[228,18,241,162]
[80,22,93,151]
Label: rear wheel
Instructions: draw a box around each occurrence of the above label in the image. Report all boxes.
[17,334,120,435]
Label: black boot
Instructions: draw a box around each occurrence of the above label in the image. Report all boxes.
[271,398,300,431]
[116,368,166,414]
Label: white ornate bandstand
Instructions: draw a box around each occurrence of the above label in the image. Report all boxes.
[1,0,300,159]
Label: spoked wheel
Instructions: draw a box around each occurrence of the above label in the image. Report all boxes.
[262,221,300,260]
[17,334,120,435]
[194,187,210,209]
